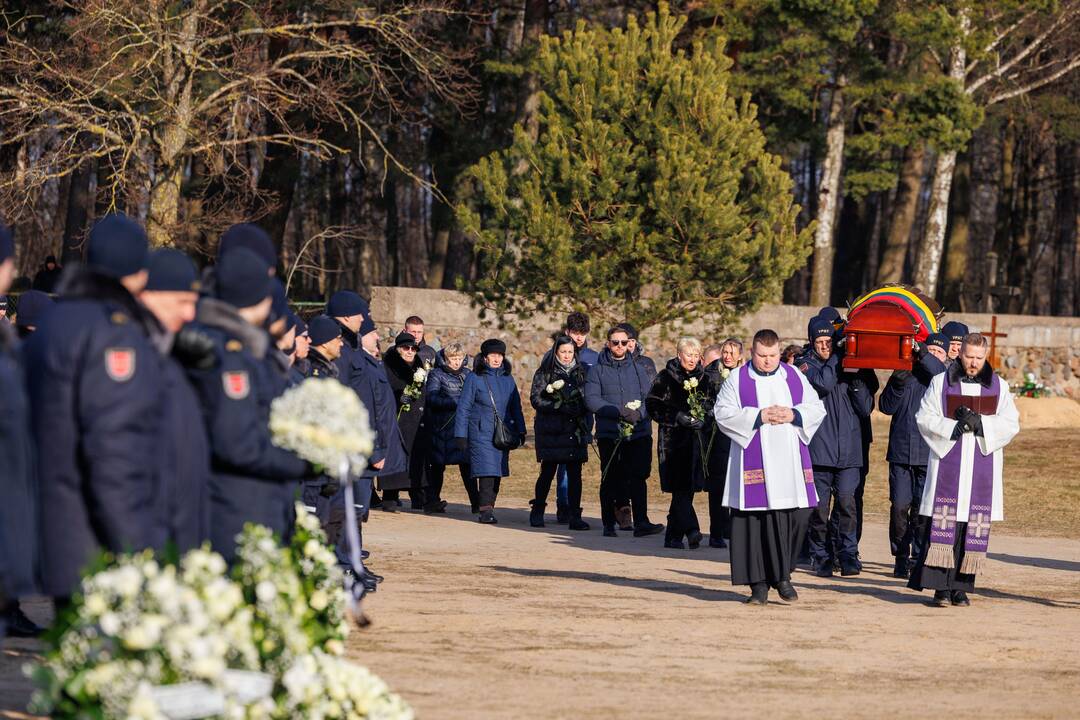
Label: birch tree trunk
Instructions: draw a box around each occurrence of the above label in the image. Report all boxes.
[877,143,926,283]
[810,81,845,306]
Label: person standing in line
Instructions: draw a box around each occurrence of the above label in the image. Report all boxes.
[402,315,437,367]
[702,338,743,548]
[13,290,52,338]
[647,337,707,549]
[552,311,599,523]
[585,326,664,538]
[288,314,310,385]
[425,343,474,512]
[940,321,969,367]
[529,334,591,531]
[879,333,948,577]
[382,332,431,510]
[454,339,526,524]
[714,329,825,605]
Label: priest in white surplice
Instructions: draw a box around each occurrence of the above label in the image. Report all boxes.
[909,333,1019,607]
[714,330,825,605]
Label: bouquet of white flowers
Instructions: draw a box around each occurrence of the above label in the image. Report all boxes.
[279,650,413,720]
[398,366,428,418]
[289,503,350,656]
[269,378,375,475]
[29,549,261,719]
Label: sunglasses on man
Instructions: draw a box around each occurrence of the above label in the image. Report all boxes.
[609,339,630,346]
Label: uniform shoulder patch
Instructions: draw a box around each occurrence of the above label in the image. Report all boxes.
[225,339,243,352]
[222,370,250,399]
[110,311,128,325]
[105,347,136,382]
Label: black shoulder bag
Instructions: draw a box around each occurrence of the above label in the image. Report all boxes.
[484,376,519,450]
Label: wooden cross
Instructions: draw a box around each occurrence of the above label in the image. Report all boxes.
[984,315,1008,369]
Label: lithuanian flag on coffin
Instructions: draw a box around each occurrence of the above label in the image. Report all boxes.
[848,284,942,342]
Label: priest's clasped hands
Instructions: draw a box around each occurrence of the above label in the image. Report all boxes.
[760,405,796,425]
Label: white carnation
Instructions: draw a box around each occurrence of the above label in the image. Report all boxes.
[625,400,642,411]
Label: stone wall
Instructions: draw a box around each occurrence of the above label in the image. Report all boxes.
[365,287,1080,398]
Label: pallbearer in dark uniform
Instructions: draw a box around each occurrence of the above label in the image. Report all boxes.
[878,332,948,577]
[25,214,164,601]
[798,316,878,578]
[13,289,52,338]
[940,321,969,368]
[910,333,1019,606]
[184,248,315,563]
[714,330,825,605]
[0,225,42,636]
[141,249,212,553]
[289,314,311,384]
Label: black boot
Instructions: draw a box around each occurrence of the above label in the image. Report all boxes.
[568,509,590,531]
[745,582,769,606]
[686,530,703,550]
[931,590,951,607]
[529,500,546,528]
[775,581,798,602]
[893,555,910,578]
[556,502,570,524]
[633,521,664,538]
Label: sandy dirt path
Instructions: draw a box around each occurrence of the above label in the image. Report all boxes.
[3,498,1078,719]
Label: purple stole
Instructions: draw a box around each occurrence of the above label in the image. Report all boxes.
[736,364,817,510]
[926,374,999,576]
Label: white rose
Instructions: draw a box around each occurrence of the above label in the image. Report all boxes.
[84,593,107,616]
[689,377,699,388]
[545,383,554,394]
[303,539,320,558]
[309,590,329,611]
[625,400,641,411]
[99,612,121,636]
[553,379,565,390]
[413,369,427,383]
[255,581,278,603]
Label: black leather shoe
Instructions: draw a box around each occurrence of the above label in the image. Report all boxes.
[602,526,618,537]
[814,560,834,578]
[893,555,910,578]
[708,536,727,549]
[2,605,44,638]
[633,522,664,538]
[360,569,384,584]
[360,550,370,560]
[423,500,448,514]
[840,560,861,576]
[381,503,398,513]
[478,509,498,524]
[664,539,686,549]
[950,590,970,607]
[775,581,798,602]
[686,530,703,549]
[745,583,769,606]
[931,590,951,607]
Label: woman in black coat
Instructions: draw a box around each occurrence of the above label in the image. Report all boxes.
[529,335,592,530]
[382,331,431,510]
[646,337,707,549]
[424,343,474,512]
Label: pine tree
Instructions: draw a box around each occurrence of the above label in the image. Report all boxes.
[457,3,811,334]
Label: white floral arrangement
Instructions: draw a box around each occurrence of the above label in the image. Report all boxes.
[270,377,375,475]
[28,550,260,719]
[398,366,428,417]
[544,378,565,394]
[280,650,414,720]
[288,503,350,655]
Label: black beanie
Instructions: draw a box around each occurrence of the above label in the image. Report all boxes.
[294,314,308,336]
[480,338,507,356]
[215,247,271,309]
[218,224,277,269]
[270,278,289,322]
[0,223,12,264]
[146,248,200,292]
[808,316,833,341]
[615,322,639,340]
[87,214,149,278]
[941,321,969,342]
[926,333,948,350]
[308,315,342,346]
[326,290,368,318]
[395,331,418,349]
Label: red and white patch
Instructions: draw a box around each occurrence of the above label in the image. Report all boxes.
[104,348,136,382]
[222,370,250,400]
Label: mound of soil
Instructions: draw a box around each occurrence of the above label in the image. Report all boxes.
[1014,396,1080,429]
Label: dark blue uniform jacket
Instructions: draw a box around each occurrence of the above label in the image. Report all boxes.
[798,351,879,469]
[878,352,947,466]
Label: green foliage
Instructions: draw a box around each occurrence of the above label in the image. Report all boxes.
[457,4,810,334]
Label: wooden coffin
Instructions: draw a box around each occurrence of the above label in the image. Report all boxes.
[841,302,915,371]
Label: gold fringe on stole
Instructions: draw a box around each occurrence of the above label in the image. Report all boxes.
[925,543,955,570]
[960,551,985,576]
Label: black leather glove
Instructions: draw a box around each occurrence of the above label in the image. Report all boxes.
[621,408,642,424]
[951,420,970,439]
[966,411,984,436]
[676,411,703,430]
[320,478,340,498]
[173,326,217,370]
[890,369,911,385]
[455,437,468,451]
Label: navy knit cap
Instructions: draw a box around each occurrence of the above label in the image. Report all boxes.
[358,313,376,336]
[941,321,969,342]
[87,214,149,278]
[16,289,53,328]
[615,322,639,340]
[0,223,13,263]
[308,315,342,346]
[808,316,834,341]
[294,314,308,336]
[146,248,200,292]
[926,333,948,350]
[218,223,277,270]
[480,338,506,356]
[326,290,368,318]
[215,247,272,309]
[817,306,842,324]
[269,278,289,322]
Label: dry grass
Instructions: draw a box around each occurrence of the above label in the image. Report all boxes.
[491,415,1080,539]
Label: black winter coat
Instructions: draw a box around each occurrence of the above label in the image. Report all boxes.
[25,269,164,596]
[879,352,946,465]
[646,359,706,493]
[530,359,591,464]
[0,322,37,597]
[701,359,738,492]
[425,350,471,466]
[384,348,428,452]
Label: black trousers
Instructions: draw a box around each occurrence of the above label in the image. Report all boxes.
[666,491,699,542]
[475,476,501,509]
[809,466,860,564]
[427,463,472,507]
[708,490,731,540]
[535,460,582,511]
[908,520,977,593]
[729,508,811,587]
[888,463,928,560]
[598,437,651,529]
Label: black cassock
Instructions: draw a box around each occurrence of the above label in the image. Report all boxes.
[729,508,811,587]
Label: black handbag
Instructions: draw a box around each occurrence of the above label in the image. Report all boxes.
[484,377,519,451]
